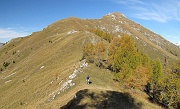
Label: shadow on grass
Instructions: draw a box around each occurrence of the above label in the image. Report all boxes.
[60,89,142,109]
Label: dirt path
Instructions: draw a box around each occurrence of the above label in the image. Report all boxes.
[57,83,116,108]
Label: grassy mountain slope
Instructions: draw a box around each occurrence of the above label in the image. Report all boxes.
[0,12,179,109]
[0,29,92,109]
[92,12,180,61]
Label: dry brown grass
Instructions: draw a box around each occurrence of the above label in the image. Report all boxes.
[0,14,174,109]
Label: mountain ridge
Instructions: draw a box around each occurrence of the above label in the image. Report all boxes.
[49,12,180,61]
[0,12,179,109]
[2,12,180,62]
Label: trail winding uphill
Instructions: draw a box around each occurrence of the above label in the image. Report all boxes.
[46,60,117,106]
[38,60,162,109]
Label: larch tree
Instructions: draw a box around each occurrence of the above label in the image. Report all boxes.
[113,34,138,72]
[93,42,106,67]
[107,37,121,71]
[83,43,94,63]
[132,65,150,90]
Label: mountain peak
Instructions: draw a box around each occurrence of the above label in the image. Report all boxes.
[101,12,127,22]
[105,12,126,18]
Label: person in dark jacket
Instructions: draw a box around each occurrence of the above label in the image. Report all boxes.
[86,75,90,84]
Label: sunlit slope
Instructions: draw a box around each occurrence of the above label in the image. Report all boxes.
[0,28,96,109]
[0,12,179,109]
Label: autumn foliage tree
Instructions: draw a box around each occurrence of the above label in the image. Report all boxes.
[83,41,106,67]
[83,31,180,108]
[131,65,150,90]
[109,35,151,90]
[113,34,139,72]
[146,59,180,109]
[107,37,121,70]
[160,72,180,108]
[83,43,94,62]
[93,42,106,67]
[83,34,152,90]
[90,29,112,42]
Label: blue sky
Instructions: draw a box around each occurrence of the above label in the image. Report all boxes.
[0,0,180,44]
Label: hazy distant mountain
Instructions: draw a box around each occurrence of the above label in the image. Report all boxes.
[0,43,4,47]
[175,43,180,48]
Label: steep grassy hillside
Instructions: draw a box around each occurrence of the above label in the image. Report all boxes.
[0,29,94,109]
[0,34,162,109]
[0,12,179,109]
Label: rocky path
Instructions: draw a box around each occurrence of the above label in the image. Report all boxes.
[48,60,88,101]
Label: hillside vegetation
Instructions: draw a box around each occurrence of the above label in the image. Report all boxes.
[0,12,180,109]
[83,33,180,108]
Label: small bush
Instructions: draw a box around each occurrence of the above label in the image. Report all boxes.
[3,62,10,68]
[13,60,15,63]
[13,51,16,55]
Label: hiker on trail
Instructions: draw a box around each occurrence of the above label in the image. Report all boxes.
[86,75,90,84]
